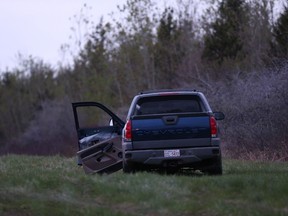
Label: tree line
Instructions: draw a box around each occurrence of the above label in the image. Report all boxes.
[0,0,287,160]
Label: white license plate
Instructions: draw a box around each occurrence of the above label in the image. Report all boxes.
[164,149,180,157]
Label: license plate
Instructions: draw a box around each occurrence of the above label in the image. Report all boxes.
[164,149,180,157]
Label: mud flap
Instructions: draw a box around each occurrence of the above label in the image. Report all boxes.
[77,137,123,174]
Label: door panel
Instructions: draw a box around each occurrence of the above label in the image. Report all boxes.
[77,136,123,174]
[72,102,124,174]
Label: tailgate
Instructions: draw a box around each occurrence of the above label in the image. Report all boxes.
[131,113,211,150]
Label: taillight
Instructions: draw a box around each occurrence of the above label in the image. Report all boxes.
[210,116,217,138]
[123,120,132,141]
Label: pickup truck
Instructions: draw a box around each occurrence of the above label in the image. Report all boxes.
[72,89,225,175]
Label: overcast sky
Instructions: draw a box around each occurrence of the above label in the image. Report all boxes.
[0,0,127,70]
[0,0,285,71]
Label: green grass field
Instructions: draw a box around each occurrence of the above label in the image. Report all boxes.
[0,155,287,216]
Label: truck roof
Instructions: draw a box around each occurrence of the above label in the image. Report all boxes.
[138,89,199,95]
[126,89,213,118]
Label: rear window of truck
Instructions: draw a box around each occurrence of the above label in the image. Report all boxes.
[134,95,203,115]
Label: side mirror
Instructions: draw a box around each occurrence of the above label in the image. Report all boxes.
[213,112,225,120]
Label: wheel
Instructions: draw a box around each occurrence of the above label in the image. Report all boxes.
[206,156,223,175]
[122,160,135,173]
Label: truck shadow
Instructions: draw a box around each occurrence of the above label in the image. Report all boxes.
[146,168,207,177]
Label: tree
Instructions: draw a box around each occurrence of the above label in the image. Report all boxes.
[0,58,57,144]
[154,7,183,88]
[76,19,110,73]
[108,0,158,98]
[202,0,248,64]
[71,19,117,104]
[272,2,288,59]
[242,0,274,70]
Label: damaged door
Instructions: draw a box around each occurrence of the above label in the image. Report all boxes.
[72,102,124,174]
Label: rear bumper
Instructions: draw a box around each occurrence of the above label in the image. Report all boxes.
[123,146,221,166]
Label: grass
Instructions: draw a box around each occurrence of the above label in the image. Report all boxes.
[0,155,288,216]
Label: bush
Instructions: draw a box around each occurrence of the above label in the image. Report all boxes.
[1,98,77,156]
[206,63,288,161]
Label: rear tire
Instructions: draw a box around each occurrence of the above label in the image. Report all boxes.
[123,161,134,173]
[206,156,223,175]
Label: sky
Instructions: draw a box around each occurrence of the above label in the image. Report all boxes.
[0,0,285,71]
[0,0,127,70]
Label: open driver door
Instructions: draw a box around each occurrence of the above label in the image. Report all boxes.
[72,102,124,174]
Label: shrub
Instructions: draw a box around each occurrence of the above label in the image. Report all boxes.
[2,98,77,156]
[206,62,288,161]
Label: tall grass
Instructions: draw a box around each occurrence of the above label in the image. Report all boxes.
[1,155,288,215]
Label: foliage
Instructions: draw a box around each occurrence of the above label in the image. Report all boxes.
[0,58,58,144]
[154,7,183,87]
[110,0,159,98]
[272,2,288,59]
[202,0,275,75]
[205,63,288,161]
[0,0,287,160]
[202,0,248,64]
[243,0,274,70]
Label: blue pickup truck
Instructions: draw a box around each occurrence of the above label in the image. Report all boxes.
[72,89,225,175]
